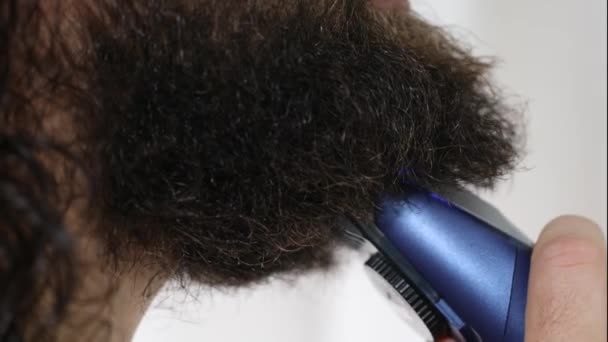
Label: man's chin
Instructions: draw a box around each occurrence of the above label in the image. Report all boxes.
[61,0,522,286]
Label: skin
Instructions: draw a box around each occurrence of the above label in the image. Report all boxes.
[278,0,597,339]
[64,1,606,341]
[19,1,605,341]
[441,215,607,342]
[525,216,607,342]
[373,1,607,340]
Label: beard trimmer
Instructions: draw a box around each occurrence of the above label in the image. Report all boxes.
[346,188,532,341]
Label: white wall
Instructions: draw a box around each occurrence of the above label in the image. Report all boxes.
[413,0,607,240]
[134,1,607,341]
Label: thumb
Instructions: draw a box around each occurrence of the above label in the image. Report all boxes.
[525,215,607,342]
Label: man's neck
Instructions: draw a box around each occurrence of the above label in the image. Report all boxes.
[55,236,166,342]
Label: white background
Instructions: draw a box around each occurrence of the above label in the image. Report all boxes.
[134,1,607,341]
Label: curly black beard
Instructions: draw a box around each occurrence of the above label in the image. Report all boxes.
[87,0,520,284]
[1,0,520,339]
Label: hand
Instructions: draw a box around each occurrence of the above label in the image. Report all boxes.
[526,215,607,341]
[439,215,607,342]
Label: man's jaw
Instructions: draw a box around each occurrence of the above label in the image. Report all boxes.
[79,0,518,287]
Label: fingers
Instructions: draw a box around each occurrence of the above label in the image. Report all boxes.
[526,215,607,342]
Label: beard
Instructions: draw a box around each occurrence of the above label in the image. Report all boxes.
[56,0,520,286]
